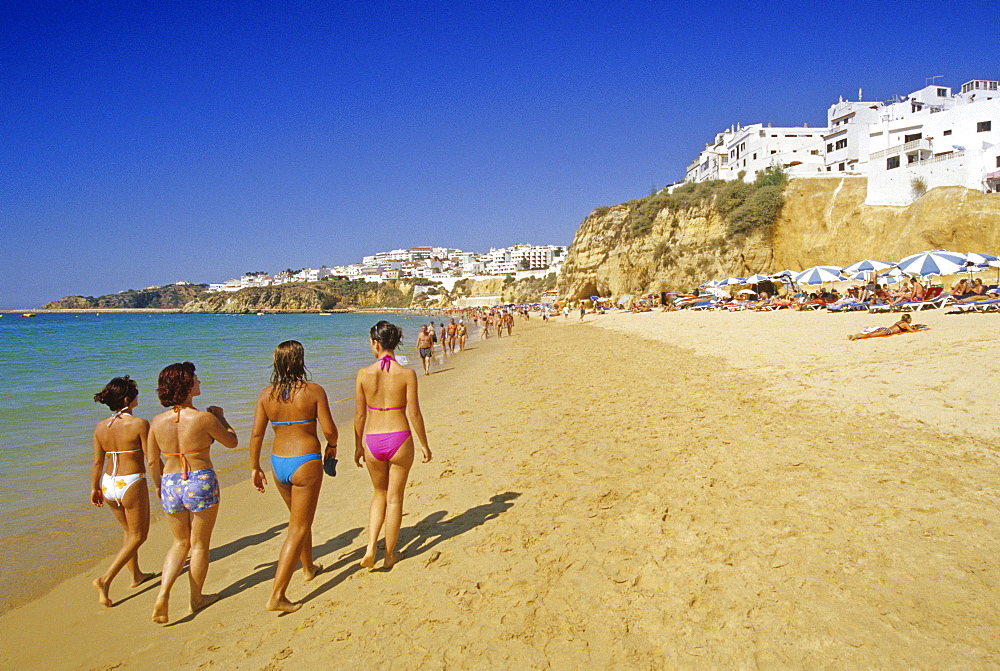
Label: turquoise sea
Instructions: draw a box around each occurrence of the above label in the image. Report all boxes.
[0,311,430,612]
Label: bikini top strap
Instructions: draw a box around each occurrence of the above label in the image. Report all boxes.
[163,445,211,480]
[378,355,396,372]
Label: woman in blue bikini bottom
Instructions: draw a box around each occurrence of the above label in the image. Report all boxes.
[249,340,339,613]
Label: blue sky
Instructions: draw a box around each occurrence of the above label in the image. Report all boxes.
[2,0,997,307]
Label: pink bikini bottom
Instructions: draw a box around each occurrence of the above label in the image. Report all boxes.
[365,430,412,461]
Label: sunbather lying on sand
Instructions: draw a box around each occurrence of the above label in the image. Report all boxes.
[848,313,926,340]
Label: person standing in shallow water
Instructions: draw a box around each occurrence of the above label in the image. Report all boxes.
[354,321,432,569]
[90,376,155,607]
[147,362,238,624]
[249,340,339,613]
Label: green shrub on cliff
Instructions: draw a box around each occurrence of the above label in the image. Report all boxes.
[626,167,787,237]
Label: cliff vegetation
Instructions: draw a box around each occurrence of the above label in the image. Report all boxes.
[558,176,1000,299]
[43,284,209,309]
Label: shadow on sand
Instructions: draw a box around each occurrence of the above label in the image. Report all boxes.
[299,491,521,602]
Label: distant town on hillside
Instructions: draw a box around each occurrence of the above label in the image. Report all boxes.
[201,243,566,294]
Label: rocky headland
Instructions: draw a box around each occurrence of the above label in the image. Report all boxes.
[558,176,1000,299]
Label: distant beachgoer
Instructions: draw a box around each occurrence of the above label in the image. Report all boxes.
[579,306,585,320]
[90,376,154,607]
[848,313,922,340]
[563,306,570,319]
[955,278,989,302]
[248,341,339,613]
[416,324,434,375]
[439,323,447,353]
[504,311,513,335]
[457,320,468,351]
[354,321,431,569]
[447,318,458,353]
[148,362,238,624]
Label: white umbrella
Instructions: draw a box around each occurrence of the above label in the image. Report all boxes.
[842,259,895,274]
[795,265,846,285]
[720,276,746,286]
[895,250,966,277]
[742,274,770,284]
[965,252,999,266]
[737,289,757,295]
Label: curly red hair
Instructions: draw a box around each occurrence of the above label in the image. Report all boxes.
[157,362,196,407]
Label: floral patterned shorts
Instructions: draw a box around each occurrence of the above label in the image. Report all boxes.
[160,468,220,514]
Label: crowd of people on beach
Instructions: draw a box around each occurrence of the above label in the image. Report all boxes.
[89,320,432,623]
[87,307,541,623]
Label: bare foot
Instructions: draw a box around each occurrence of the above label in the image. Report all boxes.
[152,596,169,624]
[360,553,376,568]
[383,552,400,570]
[189,592,219,614]
[266,596,303,613]
[93,577,112,607]
[303,562,323,582]
[848,334,857,340]
[130,571,156,588]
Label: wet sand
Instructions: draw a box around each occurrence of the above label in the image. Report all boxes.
[2,311,999,668]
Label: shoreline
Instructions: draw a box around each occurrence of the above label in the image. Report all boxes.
[5,313,999,667]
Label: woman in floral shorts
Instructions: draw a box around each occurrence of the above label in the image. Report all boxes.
[147,362,238,624]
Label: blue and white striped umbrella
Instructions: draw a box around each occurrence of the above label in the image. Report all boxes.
[794,265,846,285]
[895,250,966,277]
[742,273,770,284]
[965,252,999,267]
[699,279,721,288]
[719,276,746,286]
[842,259,895,274]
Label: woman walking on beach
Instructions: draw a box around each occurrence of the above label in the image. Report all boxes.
[90,376,154,607]
[147,362,238,624]
[249,341,339,613]
[354,321,432,569]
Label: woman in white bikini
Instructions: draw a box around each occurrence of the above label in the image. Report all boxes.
[354,321,432,569]
[90,376,154,607]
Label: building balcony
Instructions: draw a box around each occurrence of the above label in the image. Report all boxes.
[869,138,933,160]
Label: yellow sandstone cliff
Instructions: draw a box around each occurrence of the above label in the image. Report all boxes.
[558,176,1000,299]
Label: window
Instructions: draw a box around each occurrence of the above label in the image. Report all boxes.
[904,133,922,143]
[996,156,1000,168]
[810,150,819,155]
[771,150,777,154]
[908,154,918,164]
[944,129,952,136]
[753,153,757,160]
[839,163,845,171]
[887,156,900,169]
[827,143,833,153]
[978,121,992,132]
[835,139,848,150]
[937,88,948,97]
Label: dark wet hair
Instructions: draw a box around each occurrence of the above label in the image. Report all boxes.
[370,320,402,350]
[94,376,138,411]
[157,362,196,407]
[270,340,309,401]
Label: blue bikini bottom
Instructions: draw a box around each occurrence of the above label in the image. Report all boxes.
[271,452,321,485]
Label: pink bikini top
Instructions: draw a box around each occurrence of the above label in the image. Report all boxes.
[369,356,404,411]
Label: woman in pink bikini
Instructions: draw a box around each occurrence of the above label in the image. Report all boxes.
[354,321,432,569]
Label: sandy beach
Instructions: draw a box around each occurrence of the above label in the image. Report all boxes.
[3,310,1000,668]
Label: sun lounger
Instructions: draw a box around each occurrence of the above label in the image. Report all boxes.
[951,298,1000,313]
[896,296,949,311]
[827,301,869,312]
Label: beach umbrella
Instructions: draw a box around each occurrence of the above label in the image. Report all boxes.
[842,259,895,274]
[737,289,757,295]
[698,280,719,287]
[794,265,846,285]
[895,250,966,277]
[742,273,770,284]
[720,276,746,286]
[616,294,632,305]
[965,252,998,265]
